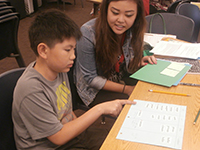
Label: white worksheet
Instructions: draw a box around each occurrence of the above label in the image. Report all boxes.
[116,100,187,149]
[150,41,200,59]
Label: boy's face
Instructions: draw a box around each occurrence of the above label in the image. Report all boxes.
[45,37,76,74]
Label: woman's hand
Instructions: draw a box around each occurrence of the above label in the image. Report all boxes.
[141,55,157,66]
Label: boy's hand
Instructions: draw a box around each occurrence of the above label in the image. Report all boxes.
[98,100,136,117]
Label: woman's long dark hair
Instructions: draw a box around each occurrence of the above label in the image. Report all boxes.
[95,0,146,78]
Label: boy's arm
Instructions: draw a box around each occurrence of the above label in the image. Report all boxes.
[47,100,136,145]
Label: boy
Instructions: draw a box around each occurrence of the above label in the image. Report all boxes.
[12,9,135,150]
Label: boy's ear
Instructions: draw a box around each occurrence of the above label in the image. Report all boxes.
[37,43,48,59]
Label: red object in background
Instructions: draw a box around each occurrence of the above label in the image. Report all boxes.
[143,0,149,15]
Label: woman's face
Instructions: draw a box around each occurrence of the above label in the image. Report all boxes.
[107,0,137,36]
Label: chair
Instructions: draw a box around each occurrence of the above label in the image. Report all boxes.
[0,67,25,150]
[0,8,13,16]
[175,3,200,43]
[0,5,16,12]
[167,0,191,13]
[0,0,10,5]
[0,12,25,67]
[0,2,6,7]
[145,13,195,42]
[0,5,20,18]
[167,0,182,13]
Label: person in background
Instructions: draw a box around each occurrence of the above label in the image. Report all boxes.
[12,9,135,150]
[150,0,173,12]
[74,0,157,107]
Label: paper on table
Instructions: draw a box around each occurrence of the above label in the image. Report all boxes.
[167,62,186,71]
[150,41,200,59]
[161,68,179,77]
[160,62,186,77]
[116,100,186,150]
[144,33,176,47]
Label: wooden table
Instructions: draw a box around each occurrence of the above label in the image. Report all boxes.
[100,73,200,150]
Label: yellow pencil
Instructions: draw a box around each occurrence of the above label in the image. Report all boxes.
[148,89,191,97]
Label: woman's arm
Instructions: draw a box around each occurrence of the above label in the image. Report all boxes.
[103,80,134,96]
[47,99,136,145]
[76,23,106,88]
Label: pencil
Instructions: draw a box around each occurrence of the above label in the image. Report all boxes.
[148,89,191,97]
[179,82,200,87]
[194,109,200,125]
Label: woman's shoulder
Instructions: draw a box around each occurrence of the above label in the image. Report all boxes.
[83,18,96,26]
[80,18,97,37]
[81,18,96,30]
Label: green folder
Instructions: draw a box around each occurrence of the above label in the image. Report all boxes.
[130,59,191,87]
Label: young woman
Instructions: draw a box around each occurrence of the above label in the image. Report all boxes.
[74,0,157,107]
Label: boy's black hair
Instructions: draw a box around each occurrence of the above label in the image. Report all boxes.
[29,9,82,56]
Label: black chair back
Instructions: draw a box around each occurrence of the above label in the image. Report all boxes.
[0,68,25,150]
[167,0,182,13]
[0,8,13,16]
[0,12,25,67]
[175,3,200,43]
[0,5,15,12]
